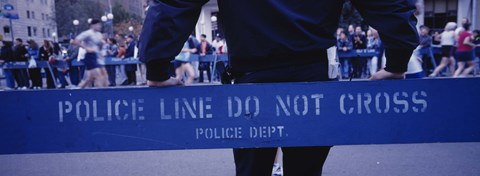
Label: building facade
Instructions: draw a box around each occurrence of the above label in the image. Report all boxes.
[196,0,479,42]
[0,0,57,43]
[94,0,146,19]
[417,0,479,30]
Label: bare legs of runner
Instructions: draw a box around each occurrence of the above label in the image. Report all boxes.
[78,67,108,88]
[175,63,195,85]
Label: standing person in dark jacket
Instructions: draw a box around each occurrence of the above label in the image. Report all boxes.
[12,38,30,89]
[0,41,15,89]
[197,34,214,83]
[140,1,418,175]
[337,31,353,78]
[39,40,56,89]
[106,38,119,86]
[27,40,42,89]
[351,26,368,78]
[66,39,81,86]
[122,35,137,85]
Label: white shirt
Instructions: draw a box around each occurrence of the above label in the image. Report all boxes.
[75,29,104,53]
[440,31,456,46]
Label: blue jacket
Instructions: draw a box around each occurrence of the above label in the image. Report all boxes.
[140,0,419,81]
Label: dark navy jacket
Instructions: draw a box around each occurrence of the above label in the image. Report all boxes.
[140,0,419,81]
[125,41,137,72]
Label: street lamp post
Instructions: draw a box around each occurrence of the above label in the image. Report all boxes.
[73,19,79,37]
[128,26,134,35]
[107,13,114,38]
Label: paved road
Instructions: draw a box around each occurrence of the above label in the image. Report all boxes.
[1,143,479,176]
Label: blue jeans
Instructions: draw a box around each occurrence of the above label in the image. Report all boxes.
[419,47,437,70]
[232,61,332,176]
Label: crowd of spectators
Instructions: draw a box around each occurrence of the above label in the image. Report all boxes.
[336,19,480,79]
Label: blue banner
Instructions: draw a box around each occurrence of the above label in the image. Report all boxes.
[0,78,479,154]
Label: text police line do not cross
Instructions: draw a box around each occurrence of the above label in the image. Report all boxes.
[58,92,428,122]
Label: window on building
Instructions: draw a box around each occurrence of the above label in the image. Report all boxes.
[46,14,49,20]
[33,27,37,37]
[26,11,30,19]
[3,26,11,34]
[27,26,32,37]
[32,11,35,19]
[47,29,51,37]
[424,0,458,30]
[42,13,44,20]
[42,28,46,38]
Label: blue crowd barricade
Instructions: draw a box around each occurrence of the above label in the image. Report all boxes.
[0,78,479,155]
[337,49,379,58]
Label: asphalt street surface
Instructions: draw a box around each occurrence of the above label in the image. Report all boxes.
[1,143,479,176]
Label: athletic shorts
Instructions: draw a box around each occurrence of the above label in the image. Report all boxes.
[84,53,103,70]
[441,45,454,57]
[456,51,475,62]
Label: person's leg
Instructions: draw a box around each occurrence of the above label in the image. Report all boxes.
[78,70,93,89]
[207,66,212,82]
[448,56,456,76]
[428,48,437,68]
[431,57,449,76]
[12,70,21,88]
[233,148,277,176]
[30,68,42,87]
[57,70,69,87]
[175,65,184,81]
[106,65,116,86]
[93,68,108,88]
[461,61,476,76]
[454,61,465,77]
[282,146,332,176]
[185,63,195,85]
[69,66,79,86]
[199,69,205,83]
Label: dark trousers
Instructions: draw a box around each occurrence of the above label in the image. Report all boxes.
[233,61,333,176]
[106,65,116,86]
[199,62,211,83]
[28,68,43,87]
[45,68,57,89]
[126,71,136,85]
[12,69,30,88]
[69,66,81,86]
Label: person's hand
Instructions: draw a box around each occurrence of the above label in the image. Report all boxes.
[147,77,184,87]
[200,53,206,56]
[370,69,405,80]
[343,47,348,51]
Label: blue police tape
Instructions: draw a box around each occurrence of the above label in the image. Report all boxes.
[0,78,479,155]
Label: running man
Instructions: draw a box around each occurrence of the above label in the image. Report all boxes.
[73,19,108,88]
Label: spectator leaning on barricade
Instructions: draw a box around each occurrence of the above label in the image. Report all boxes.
[417,25,436,75]
[106,38,119,86]
[12,38,30,89]
[196,34,214,83]
[39,40,57,89]
[27,40,42,89]
[66,39,81,86]
[453,23,478,77]
[337,30,353,79]
[0,41,15,89]
[367,28,384,75]
[140,1,418,175]
[122,35,137,86]
[430,22,457,77]
[351,26,368,78]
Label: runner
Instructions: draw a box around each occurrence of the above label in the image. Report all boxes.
[174,41,196,85]
[72,19,108,88]
[430,22,457,77]
[453,23,478,77]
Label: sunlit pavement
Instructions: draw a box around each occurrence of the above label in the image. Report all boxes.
[1,143,479,176]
